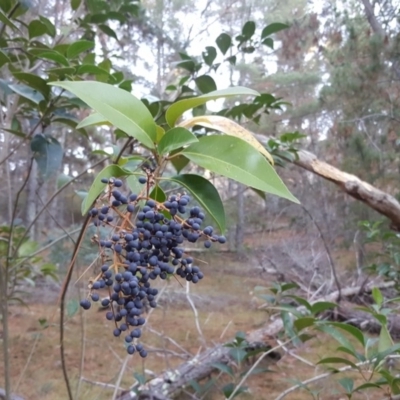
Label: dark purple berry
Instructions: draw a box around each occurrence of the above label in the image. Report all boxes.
[80,299,91,310]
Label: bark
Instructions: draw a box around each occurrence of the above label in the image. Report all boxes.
[255,133,400,231]
[360,0,385,36]
[117,281,395,400]
[293,149,400,231]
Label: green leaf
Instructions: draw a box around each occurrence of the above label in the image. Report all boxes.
[28,20,51,39]
[76,65,109,76]
[166,86,259,127]
[317,325,356,355]
[99,24,118,40]
[227,55,236,65]
[67,299,79,317]
[18,240,38,257]
[76,112,109,129]
[9,84,45,104]
[71,0,81,10]
[378,325,393,353]
[286,295,312,311]
[39,16,56,37]
[211,362,234,377]
[0,9,19,31]
[202,46,217,66]
[126,175,145,198]
[170,153,190,173]
[149,185,166,203]
[293,317,315,332]
[242,21,256,39]
[31,135,63,178]
[157,127,198,155]
[261,23,289,39]
[82,165,131,215]
[310,301,337,315]
[326,322,366,347]
[229,348,247,363]
[317,357,358,369]
[67,40,95,59]
[372,287,384,307]
[216,33,231,55]
[0,50,10,68]
[37,51,70,66]
[338,377,354,393]
[181,136,298,203]
[162,174,225,233]
[50,81,157,149]
[12,72,50,99]
[354,383,381,391]
[57,173,73,189]
[195,75,217,94]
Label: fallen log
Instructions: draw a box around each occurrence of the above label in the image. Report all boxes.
[118,280,395,400]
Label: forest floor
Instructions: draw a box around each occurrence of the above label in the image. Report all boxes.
[0,229,387,400]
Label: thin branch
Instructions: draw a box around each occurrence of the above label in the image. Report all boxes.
[301,205,341,300]
[274,358,373,400]
[228,339,292,400]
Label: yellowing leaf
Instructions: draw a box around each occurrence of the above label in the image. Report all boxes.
[180,115,274,165]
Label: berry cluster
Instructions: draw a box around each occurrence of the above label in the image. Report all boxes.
[80,176,226,356]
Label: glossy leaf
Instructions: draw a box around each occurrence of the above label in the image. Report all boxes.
[180,115,274,164]
[9,84,45,104]
[317,325,356,355]
[50,81,157,149]
[170,153,190,173]
[262,37,274,49]
[181,136,298,203]
[242,21,256,39]
[158,127,198,155]
[67,40,94,59]
[12,72,50,99]
[76,112,109,129]
[0,9,19,31]
[195,75,217,94]
[39,16,56,37]
[99,24,118,40]
[202,46,217,66]
[166,86,259,127]
[162,174,225,233]
[31,135,63,178]
[37,51,69,66]
[326,322,366,347]
[216,33,231,55]
[28,20,50,39]
[149,185,166,203]
[293,317,315,332]
[261,23,289,39]
[82,165,131,215]
[317,357,358,369]
[76,65,109,76]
